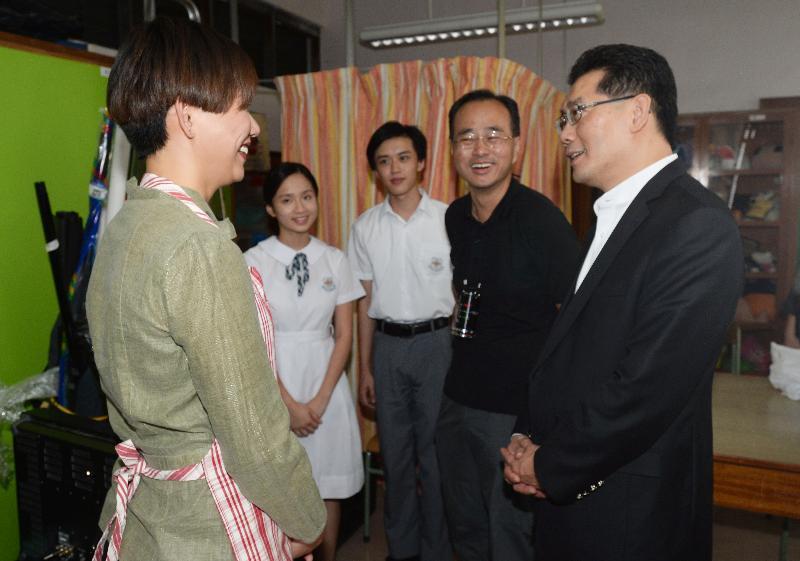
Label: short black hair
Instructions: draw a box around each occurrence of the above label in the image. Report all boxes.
[448,90,520,139]
[108,17,257,157]
[264,162,319,204]
[366,121,427,170]
[568,44,677,147]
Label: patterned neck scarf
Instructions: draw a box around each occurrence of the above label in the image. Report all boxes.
[286,252,309,296]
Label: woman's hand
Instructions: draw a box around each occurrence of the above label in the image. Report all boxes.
[290,537,319,559]
[307,391,331,420]
[359,368,376,409]
[290,527,323,559]
[286,401,322,437]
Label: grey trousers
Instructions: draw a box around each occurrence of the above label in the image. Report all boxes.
[436,395,535,561]
[372,327,452,561]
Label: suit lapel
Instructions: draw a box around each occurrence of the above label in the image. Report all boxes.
[535,160,686,369]
[552,222,595,320]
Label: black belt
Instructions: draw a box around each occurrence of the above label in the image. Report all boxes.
[376,317,450,338]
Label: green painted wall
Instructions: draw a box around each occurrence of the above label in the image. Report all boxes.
[0,45,108,559]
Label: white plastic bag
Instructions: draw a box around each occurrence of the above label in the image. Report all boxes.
[769,342,800,400]
[0,367,58,487]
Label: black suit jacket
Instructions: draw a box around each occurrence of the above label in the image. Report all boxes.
[520,160,743,561]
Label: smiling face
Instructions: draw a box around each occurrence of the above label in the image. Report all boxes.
[267,172,319,236]
[373,136,425,198]
[450,99,520,193]
[560,69,633,191]
[192,100,260,190]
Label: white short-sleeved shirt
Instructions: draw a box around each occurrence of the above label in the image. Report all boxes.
[347,188,454,322]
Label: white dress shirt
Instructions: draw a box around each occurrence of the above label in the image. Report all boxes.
[575,154,678,291]
[347,188,454,322]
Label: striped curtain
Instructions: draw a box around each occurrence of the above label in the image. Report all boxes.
[276,56,568,445]
[276,56,569,249]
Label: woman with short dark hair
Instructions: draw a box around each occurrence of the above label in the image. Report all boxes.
[87,17,324,561]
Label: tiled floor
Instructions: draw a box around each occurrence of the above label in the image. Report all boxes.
[337,485,800,561]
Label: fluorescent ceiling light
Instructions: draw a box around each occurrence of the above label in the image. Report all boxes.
[360,1,603,49]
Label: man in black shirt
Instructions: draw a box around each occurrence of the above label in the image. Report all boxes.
[436,89,579,561]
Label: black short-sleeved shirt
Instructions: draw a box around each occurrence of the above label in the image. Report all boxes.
[444,179,581,415]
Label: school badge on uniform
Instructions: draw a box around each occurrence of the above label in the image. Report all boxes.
[321,276,336,291]
[429,256,445,273]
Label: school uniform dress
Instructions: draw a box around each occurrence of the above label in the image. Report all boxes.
[245,236,365,499]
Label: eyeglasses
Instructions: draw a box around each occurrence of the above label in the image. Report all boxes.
[556,94,636,131]
[452,131,514,151]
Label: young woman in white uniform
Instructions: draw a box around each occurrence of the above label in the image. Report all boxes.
[244,162,364,561]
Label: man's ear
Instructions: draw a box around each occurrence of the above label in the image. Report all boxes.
[173,99,195,139]
[416,159,425,174]
[630,93,652,134]
[511,136,521,166]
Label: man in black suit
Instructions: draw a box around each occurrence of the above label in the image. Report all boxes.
[501,44,743,561]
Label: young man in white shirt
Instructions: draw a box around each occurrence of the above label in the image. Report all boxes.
[348,121,453,561]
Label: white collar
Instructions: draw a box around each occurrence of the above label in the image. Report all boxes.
[262,235,326,266]
[380,187,431,219]
[594,154,677,215]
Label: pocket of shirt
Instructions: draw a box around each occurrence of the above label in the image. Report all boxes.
[418,242,451,276]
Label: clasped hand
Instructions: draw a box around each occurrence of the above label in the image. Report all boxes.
[287,394,329,437]
[289,530,323,560]
[500,436,548,499]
